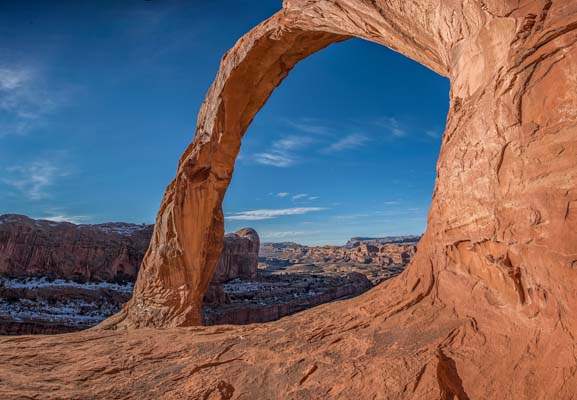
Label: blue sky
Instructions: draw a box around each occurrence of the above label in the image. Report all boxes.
[0,1,449,245]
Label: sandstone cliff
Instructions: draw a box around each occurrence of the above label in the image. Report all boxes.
[0,215,259,285]
[0,214,151,282]
[211,228,259,283]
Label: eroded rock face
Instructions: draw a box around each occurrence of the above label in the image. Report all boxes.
[0,215,258,286]
[0,214,152,282]
[259,239,417,280]
[1,1,577,399]
[203,272,373,325]
[212,228,259,283]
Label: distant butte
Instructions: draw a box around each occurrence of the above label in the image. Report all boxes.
[1,1,577,399]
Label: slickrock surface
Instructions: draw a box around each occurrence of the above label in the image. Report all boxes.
[1,0,577,399]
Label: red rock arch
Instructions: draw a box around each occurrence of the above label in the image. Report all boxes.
[104,0,454,328]
[103,1,577,342]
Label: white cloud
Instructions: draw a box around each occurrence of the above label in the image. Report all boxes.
[0,65,61,137]
[376,117,407,137]
[261,230,321,239]
[331,213,371,221]
[254,152,294,167]
[383,200,400,205]
[276,192,290,198]
[288,119,332,135]
[226,207,327,221]
[322,133,370,153]
[254,135,314,168]
[0,67,31,90]
[307,196,319,201]
[425,130,440,139]
[292,193,308,200]
[1,159,71,200]
[40,213,89,224]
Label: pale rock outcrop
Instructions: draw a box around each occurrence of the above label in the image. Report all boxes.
[1,1,577,399]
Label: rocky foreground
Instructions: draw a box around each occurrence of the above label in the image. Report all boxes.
[0,214,416,334]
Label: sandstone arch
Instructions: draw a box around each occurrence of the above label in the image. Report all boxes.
[2,1,577,398]
[103,0,457,329]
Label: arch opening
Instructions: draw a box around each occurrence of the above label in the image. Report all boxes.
[104,4,453,329]
[206,36,448,325]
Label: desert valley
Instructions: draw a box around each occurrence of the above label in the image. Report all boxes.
[0,214,417,334]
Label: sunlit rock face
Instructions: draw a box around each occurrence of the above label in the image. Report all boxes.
[1,1,577,399]
[212,228,259,283]
[0,214,151,282]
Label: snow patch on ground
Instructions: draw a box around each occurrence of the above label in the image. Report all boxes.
[91,224,149,236]
[0,277,134,326]
[0,277,134,293]
[0,298,120,326]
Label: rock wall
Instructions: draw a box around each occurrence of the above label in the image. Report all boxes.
[203,272,372,325]
[211,228,259,283]
[1,1,577,399]
[0,215,151,282]
[260,241,417,267]
[0,215,258,285]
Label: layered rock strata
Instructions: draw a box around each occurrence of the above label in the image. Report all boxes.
[0,214,151,282]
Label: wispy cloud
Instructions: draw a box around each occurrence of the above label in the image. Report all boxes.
[291,193,319,201]
[226,207,327,221]
[254,135,315,167]
[331,213,372,221]
[261,230,321,239]
[276,192,290,198]
[376,117,407,138]
[0,65,62,137]
[287,119,333,135]
[38,210,90,224]
[322,133,370,153]
[425,130,441,139]
[1,159,71,200]
[254,152,294,167]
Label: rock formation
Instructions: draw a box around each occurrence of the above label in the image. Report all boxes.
[0,215,259,285]
[211,228,259,283]
[203,272,373,325]
[1,0,577,398]
[260,239,417,278]
[0,214,152,282]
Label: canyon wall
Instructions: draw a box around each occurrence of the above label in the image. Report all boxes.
[0,215,151,282]
[211,228,259,283]
[0,215,258,285]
